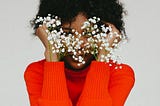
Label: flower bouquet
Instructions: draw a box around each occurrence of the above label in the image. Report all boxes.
[33,14,127,68]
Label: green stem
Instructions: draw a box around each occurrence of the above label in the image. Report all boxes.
[48,41,53,61]
[93,46,98,60]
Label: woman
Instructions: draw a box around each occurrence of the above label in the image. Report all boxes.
[24,0,135,106]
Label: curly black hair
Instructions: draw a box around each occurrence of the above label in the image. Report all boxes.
[31,0,127,34]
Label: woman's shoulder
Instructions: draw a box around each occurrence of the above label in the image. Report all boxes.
[26,59,45,69]
[24,59,45,80]
[109,61,135,78]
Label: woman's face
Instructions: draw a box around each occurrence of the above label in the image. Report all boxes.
[62,13,94,71]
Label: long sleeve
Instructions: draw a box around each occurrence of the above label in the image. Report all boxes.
[24,60,72,106]
[108,63,135,106]
[76,61,135,106]
[77,61,112,106]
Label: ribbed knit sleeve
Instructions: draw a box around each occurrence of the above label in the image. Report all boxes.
[24,60,72,106]
[24,61,43,106]
[24,60,135,106]
[38,61,72,106]
[108,63,135,106]
[77,61,135,106]
[77,61,112,106]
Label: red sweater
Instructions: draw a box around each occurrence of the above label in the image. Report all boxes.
[24,59,135,106]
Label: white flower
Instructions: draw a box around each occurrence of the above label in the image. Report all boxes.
[52,24,56,27]
[46,16,51,21]
[94,25,98,29]
[49,41,54,44]
[56,20,61,26]
[101,26,108,33]
[34,15,126,67]
[92,31,96,34]
[82,61,85,64]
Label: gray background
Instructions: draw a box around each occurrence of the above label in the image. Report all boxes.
[0,0,160,106]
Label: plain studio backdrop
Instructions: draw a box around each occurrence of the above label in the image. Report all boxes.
[0,0,160,106]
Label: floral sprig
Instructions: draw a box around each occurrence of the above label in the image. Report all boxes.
[34,14,127,68]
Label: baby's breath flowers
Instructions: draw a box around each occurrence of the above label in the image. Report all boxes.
[34,14,66,60]
[33,14,127,69]
[81,17,126,65]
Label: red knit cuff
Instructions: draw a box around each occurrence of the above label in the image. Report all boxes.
[79,61,111,99]
[41,61,70,100]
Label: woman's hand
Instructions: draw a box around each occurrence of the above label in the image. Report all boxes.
[97,23,121,62]
[36,25,59,62]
